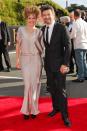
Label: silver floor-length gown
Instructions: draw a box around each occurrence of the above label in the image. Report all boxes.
[17,26,43,115]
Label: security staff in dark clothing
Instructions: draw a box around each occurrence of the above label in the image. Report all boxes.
[0,19,11,72]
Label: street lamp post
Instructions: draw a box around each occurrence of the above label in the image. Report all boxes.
[66,0,68,8]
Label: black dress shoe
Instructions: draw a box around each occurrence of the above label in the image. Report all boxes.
[31,114,36,119]
[67,70,74,74]
[85,77,87,80]
[6,68,11,72]
[0,68,4,72]
[48,110,59,117]
[72,79,84,83]
[24,115,29,120]
[63,118,71,127]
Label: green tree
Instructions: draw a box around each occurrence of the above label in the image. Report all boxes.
[0,0,69,25]
[67,4,87,12]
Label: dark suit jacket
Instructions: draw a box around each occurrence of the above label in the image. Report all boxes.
[0,21,10,46]
[42,22,71,72]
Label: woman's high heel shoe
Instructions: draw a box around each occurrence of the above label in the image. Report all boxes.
[24,115,29,120]
[31,114,36,119]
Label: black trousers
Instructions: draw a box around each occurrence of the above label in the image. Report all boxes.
[0,45,11,69]
[46,68,68,118]
[70,39,78,72]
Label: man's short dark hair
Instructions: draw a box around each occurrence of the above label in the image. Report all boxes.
[40,4,55,13]
[74,9,81,17]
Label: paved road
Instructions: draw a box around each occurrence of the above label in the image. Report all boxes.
[0,50,87,97]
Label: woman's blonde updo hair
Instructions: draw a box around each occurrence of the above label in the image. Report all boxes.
[24,5,40,19]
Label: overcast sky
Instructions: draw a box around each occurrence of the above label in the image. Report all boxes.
[52,0,87,8]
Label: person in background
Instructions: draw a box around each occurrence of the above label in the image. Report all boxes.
[60,16,70,26]
[71,9,87,82]
[85,11,87,22]
[16,6,43,119]
[41,5,71,127]
[0,16,11,72]
[81,11,87,22]
[60,15,77,75]
[68,12,78,74]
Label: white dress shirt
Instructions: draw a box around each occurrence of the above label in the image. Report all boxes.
[45,20,55,44]
[70,18,87,49]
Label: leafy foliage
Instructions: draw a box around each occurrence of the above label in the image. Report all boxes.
[0,0,69,25]
[67,4,87,12]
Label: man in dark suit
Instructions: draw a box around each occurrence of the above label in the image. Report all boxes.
[0,18,11,72]
[41,5,71,127]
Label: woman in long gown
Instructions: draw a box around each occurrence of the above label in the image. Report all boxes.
[16,6,43,119]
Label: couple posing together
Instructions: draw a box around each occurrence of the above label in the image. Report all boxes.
[16,5,71,127]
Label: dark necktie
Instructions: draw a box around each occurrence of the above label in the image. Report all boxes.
[46,26,49,44]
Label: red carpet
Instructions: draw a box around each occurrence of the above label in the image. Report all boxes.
[0,97,87,131]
